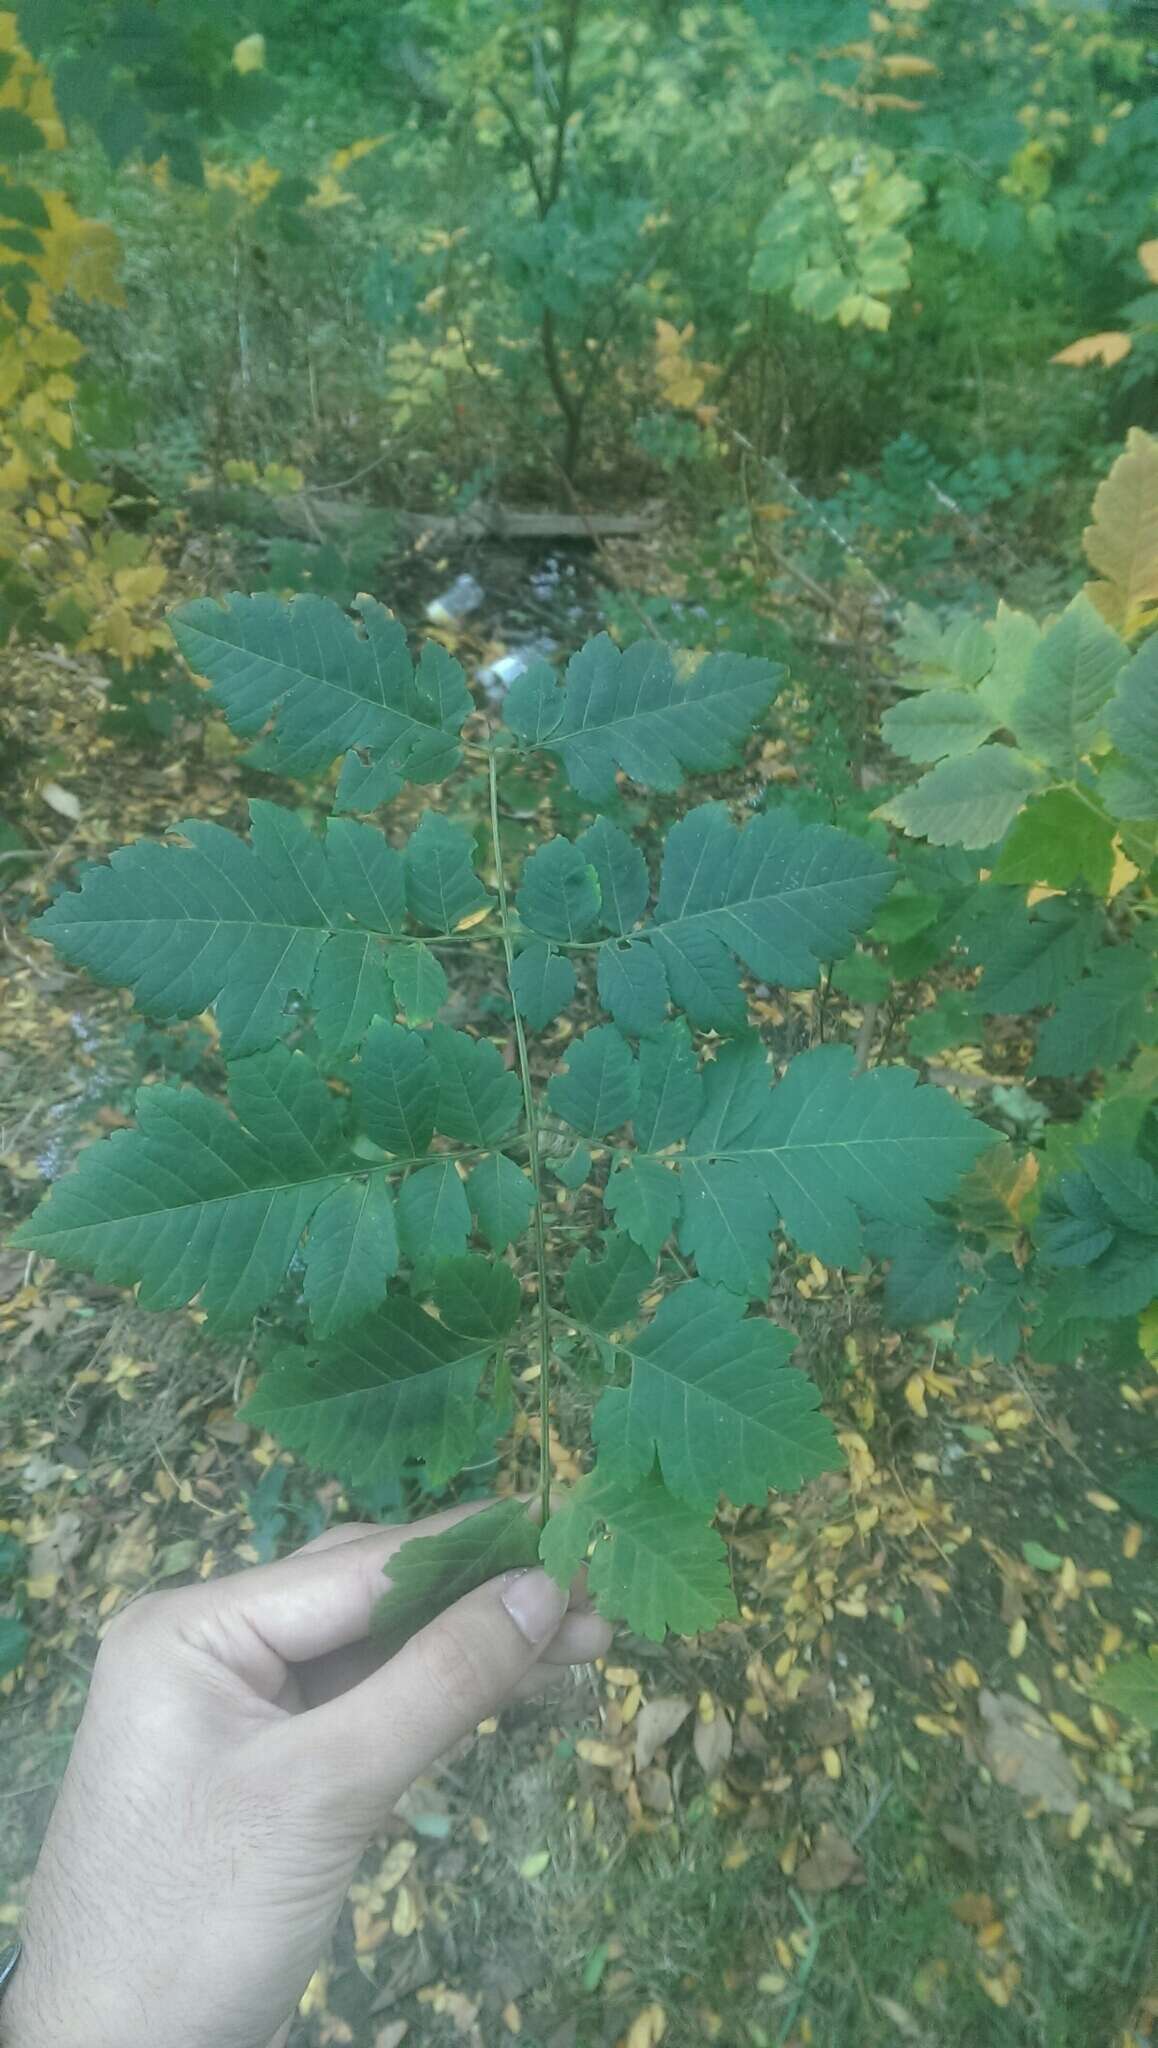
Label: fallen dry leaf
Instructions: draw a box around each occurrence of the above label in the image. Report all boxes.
[978,1690,1080,1815]
[795,1823,866,1894]
[693,1699,733,1780]
[619,2005,667,2048]
[634,1694,692,1772]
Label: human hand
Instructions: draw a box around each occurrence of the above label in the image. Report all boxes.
[2,1503,611,2048]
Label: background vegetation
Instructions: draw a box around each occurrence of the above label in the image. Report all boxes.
[2,3,1157,2044]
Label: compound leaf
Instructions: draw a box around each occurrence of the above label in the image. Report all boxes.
[972,899,1099,1015]
[955,1255,1027,1366]
[1106,633,1158,780]
[668,1039,993,1271]
[632,1020,703,1151]
[677,1156,776,1296]
[881,689,999,764]
[991,788,1116,894]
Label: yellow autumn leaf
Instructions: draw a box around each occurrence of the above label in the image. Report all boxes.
[879,53,937,76]
[1138,238,1158,284]
[1052,331,1132,368]
[332,135,389,173]
[619,2006,667,2048]
[1107,838,1140,899]
[904,1372,928,1418]
[36,200,124,306]
[113,564,167,605]
[1083,426,1158,637]
[232,33,266,73]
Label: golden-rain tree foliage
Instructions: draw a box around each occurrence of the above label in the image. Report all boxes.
[0,10,168,664]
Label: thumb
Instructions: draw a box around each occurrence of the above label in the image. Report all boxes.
[293,1567,568,1816]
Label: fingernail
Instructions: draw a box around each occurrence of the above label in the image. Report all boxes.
[501,1568,568,1646]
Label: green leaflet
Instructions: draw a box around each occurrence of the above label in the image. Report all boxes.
[991,788,1116,895]
[604,1158,681,1258]
[880,747,1041,849]
[1035,1146,1158,1320]
[11,1045,350,1329]
[591,1283,839,1507]
[549,1025,640,1137]
[431,1253,522,1339]
[632,1021,703,1151]
[510,941,577,1028]
[646,803,894,1032]
[353,1019,439,1156]
[677,1156,774,1296]
[972,899,1100,1015]
[578,817,649,934]
[1009,593,1128,779]
[664,1037,993,1273]
[596,938,669,1037]
[171,591,471,781]
[539,1465,737,1640]
[403,814,492,933]
[467,1153,535,1251]
[430,1024,522,1145]
[373,1500,542,1661]
[881,689,999,764]
[301,1176,399,1338]
[1095,1655,1158,1732]
[503,633,784,801]
[386,943,448,1025]
[517,837,601,941]
[955,1256,1027,1366]
[242,1296,490,1490]
[396,1160,472,1265]
[565,1232,654,1332]
[1106,635,1158,782]
[1033,945,1152,1078]
[32,801,403,1058]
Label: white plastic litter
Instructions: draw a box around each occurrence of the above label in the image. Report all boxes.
[425,573,485,626]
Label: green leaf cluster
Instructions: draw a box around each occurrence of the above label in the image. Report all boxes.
[13,587,998,1648]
